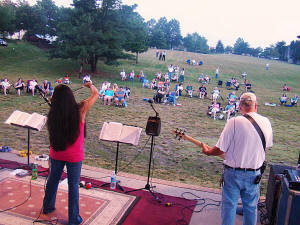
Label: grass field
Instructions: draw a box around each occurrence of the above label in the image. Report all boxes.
[1,40,300,193]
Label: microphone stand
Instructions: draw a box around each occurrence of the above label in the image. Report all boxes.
[150,101,159,118]
[126,101,161,203]
[36,86,51,106]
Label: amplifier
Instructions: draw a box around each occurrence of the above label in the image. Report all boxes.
[266,164,295,225]
[284,169,300,191]
[146,116,161,136]
[276,176,300,225]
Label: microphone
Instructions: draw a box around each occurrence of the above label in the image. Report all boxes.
[35,85,44,94]
[148,99,153,104]
[35,85,51,106]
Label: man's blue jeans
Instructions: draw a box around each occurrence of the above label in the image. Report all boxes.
[221,167,260,225]
[43,158,83,225]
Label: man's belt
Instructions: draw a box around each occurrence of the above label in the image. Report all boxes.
[224,164,260,171]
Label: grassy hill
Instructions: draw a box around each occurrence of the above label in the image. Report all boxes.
[1,41,300,192]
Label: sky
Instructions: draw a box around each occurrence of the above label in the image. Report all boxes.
[26,0,300,48]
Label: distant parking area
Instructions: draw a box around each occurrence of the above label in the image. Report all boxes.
[0,39,8,47]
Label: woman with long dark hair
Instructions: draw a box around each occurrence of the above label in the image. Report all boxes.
[43,82,99,224]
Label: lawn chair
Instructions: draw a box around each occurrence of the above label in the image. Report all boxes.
[291,96,298,106]
[226,81,231,90]
[218,80,223,87]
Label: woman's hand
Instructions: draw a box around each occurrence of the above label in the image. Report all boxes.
[84,81,93,88]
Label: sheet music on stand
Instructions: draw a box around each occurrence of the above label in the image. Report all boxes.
[99,122,142,146]
[99,122,142,192]
[5,110,47,167]
[5,110,47,131]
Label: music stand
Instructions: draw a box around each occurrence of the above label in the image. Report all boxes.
[99,122,142,192]
[125,101,161,203]
[5,110,47,169]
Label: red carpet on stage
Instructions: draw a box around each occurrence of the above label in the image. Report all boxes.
[0,159,197,225]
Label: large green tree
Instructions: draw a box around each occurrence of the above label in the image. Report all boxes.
[0,1,16,36]
[165,19,182,49]
[35,0,59,37]
[15,1,41,36]
[233,37,249,55]
[147,17,168,49]
[121,5,148,64]
[224,45,233,53]
[183,32,209,53]
[275,41,287,61]
[289,40,300,63]
[50,0,130,73]
[215,40,224,53]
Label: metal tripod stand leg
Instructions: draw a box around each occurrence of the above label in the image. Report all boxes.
[101,142,125,192]
[125,135,161,203]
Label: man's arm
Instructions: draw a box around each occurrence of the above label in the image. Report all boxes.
[183,135,224,159]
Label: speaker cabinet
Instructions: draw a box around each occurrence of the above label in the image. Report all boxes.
[146,116,161,136]
[276,176,300,225]
[266,164,297,225]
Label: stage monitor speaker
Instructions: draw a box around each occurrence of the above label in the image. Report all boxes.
[146,116,161,136]
[266,164,296,225]
[276,176,300,225]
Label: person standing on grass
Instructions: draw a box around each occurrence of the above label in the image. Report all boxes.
[162,51,166,61]
[43,82,99,225]
[182,92,273,225]
[216,67,219,79]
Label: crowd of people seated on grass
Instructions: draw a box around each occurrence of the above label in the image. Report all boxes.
[118,69,145,82]
[278,83,297,106]
[206,88,239,121]
[186,59,203,66]
[153,86,177,106]
[0,77,55,97]
[279,93,298,106]
[55,75,72,84]
[98,81,130,107]
[118,65,185,90]
[198,74,210,84]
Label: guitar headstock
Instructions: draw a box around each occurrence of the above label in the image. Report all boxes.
[173,128,186,141]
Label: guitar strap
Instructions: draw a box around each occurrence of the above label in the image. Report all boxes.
[243,114,266,151]
[243,114,267,177]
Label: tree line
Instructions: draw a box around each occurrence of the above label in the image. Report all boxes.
[1,0,300,73]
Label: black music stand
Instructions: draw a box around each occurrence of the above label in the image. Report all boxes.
[5,110,47,169]
[99,122,142,192]
[125,101,161,203]
[100,141,125,191]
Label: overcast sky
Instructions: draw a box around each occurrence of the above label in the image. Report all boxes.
[27,0,300,48]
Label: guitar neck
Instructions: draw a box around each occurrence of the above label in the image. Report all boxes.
[183,134,203,147]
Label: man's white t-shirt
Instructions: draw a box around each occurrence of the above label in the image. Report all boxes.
[216,112,273,169]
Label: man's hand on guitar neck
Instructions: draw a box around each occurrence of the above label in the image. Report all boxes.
[173,128,224,159]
